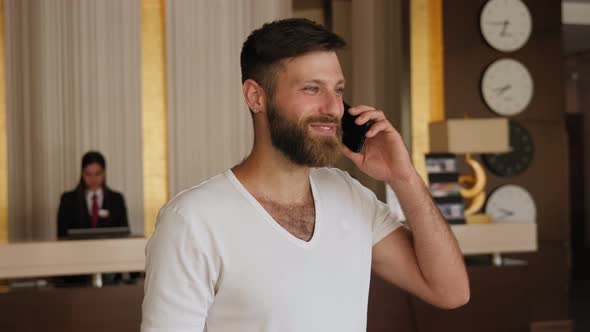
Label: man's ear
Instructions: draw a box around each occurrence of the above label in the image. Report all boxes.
[242,79,266,114]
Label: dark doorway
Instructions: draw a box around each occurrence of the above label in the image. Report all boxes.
[566,112,589,280]
[563,24,590,330]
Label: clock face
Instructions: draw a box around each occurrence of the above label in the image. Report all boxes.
[482,121,534,177]
[480,0,532,52]
[481,58,534,116]
[485,184,536,223]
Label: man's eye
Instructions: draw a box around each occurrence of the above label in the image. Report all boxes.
[336,88,345,95]
[304,86,319,93]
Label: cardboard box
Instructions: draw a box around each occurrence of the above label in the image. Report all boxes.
[429,118,510,153]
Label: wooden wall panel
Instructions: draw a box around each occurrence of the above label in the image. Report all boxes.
[510,240,571,322]
[413,265,531,332]
[0,284,142,332]
[367,274,416,332]
[443,0,564,123]
[442,0,570,325]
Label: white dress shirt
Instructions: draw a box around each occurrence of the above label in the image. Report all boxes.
[86,188,104,215]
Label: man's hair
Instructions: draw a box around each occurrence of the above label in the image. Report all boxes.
[240,18,346,97]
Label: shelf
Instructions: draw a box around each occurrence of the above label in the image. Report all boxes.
[451,223,537,255]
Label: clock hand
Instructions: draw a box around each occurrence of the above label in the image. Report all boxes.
[492,84,512,96]
[495,208,514,221]
[500,20,510,37]
[485,20,509,26]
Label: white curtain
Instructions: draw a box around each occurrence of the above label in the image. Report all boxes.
[348,0,406,199]
[165,0,292,196]
[5,0,144,240]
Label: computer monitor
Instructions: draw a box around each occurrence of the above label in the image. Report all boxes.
[64,226,131,240]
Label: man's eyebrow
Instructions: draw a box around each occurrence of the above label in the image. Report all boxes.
[301,78,346,85]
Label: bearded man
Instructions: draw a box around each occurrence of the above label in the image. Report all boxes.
[141,18,469,332]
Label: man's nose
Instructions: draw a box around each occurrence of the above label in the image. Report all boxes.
[321,93,343,119]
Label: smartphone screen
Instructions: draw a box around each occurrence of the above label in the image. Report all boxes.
[341,102,374,153]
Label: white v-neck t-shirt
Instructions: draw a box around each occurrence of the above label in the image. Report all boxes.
[142,168,403,332]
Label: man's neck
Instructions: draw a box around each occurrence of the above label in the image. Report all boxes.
[232,144,313,205]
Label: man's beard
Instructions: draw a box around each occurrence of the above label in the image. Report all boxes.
[267,99,343,167]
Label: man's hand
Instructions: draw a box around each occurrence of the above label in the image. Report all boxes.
[341,104,415,182]
[342,105,470,309]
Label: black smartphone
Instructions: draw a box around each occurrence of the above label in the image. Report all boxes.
[342,101,374,153]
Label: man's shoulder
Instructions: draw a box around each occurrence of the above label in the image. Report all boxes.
[150,171,243,249]
[159,171,235,220]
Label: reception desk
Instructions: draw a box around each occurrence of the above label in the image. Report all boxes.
[0,238,147,332]
[0,224,537,279]
[0,233,540,332]
[0,238,147,279]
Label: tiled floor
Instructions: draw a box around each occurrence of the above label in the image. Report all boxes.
[571,280,590,332]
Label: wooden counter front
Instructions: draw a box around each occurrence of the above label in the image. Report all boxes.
[0,283,143,332]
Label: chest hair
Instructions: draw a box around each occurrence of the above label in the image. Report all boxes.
[257,198,316,242]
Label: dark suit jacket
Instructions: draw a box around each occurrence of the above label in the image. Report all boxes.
[57,188,129,239]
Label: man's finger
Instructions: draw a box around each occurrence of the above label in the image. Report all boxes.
[366,120,392,138]
[355,110,385,125]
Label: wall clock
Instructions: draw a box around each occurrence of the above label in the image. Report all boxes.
[481,58,534,116]
[480,0,532,52]
[485,184,536,223]
[481,121,534,177]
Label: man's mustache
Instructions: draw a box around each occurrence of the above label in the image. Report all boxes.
[303,116,340,125]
